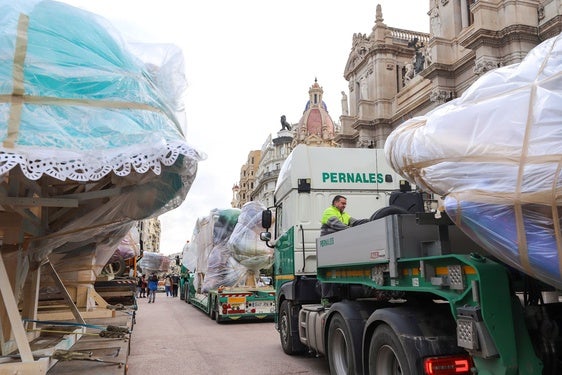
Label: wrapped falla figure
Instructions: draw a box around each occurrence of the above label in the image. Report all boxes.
[384,32,562,289]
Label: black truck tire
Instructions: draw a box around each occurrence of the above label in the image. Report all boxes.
[279,300,305,355]
[327,313,355,375]
[368,324,410,375]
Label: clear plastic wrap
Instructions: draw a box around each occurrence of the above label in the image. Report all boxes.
[228,201,274,272]
[384,32,562,288]
[181,240,196,273]
[190,207,273,292]
[138,251,171,273]
[200,209,242,292]
[116,226,141,260]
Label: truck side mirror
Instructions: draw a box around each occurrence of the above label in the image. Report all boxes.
[259,231,275,249]
[262,209,272,230]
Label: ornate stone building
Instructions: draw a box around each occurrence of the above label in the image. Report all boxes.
[234,150,261,208]
[231,183,240,208]
[251,130,294,208]
[338,1,562,148]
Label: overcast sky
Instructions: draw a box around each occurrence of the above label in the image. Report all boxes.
[58,0,429,255]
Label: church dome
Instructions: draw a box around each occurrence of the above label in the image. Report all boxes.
[294,79,336,146]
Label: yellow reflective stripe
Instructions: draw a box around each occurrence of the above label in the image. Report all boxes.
[275,274,295,280]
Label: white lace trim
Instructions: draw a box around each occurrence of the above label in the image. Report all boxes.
[0,140,202,181]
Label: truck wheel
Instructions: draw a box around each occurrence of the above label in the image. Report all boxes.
[279,300,305,355]
[368,324,410,375]
[328,314,355,375]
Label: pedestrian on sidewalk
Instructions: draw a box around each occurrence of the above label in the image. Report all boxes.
[148,273,158,303]
[171,274,180,297]
[141,275,148,297]
[164,275,172,296]
[136,275,143,298]
[137,274,147,298]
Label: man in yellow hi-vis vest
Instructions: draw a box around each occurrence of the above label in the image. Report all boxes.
[320,195,368,236]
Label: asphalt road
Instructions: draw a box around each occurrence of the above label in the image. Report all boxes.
[126,293,330,375]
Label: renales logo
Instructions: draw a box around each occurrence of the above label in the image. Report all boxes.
[322,172,384,184]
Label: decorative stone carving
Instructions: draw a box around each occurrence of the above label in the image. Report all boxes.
[429,0,441,37]
[360,77,369,99]
[429,88,452,103]
[408,37,426,73]
[341,91,349,116]
[473,59,499,75]
[357,137,372,148]
[538,5,545,21]
[423,46,433,68]
[403,64,415,86]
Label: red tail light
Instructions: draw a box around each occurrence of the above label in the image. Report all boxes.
[424,355,472,375]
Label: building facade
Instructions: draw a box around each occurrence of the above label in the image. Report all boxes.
[138,217,161,253]
[338,1,561,148]
[251,131,293,208]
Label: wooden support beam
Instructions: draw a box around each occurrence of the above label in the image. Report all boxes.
[21,266,40,332]
[44,261,86,325]
[90,289,109,308]
[0,196,78,208]
[0,253,33,361]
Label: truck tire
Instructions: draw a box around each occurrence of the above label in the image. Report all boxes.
[279,300,305,355]
[368,324,410,375]
[327,313,355,375]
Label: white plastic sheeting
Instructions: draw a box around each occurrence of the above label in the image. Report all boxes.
[385,32,562,289]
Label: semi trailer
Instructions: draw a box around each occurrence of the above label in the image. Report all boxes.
[182,204,276,323]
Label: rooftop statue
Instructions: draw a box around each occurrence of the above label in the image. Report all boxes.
[280,115,292,131]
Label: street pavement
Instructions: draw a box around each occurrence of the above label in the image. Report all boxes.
[126,292,330,374]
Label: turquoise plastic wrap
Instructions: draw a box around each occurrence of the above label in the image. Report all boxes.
[0,0,201,181]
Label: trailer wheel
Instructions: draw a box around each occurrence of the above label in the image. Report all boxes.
[368,324,410,375]
[185,285,191,303]
[179,284,185,301]
[210,298,218,321]
[279,300,305,355]
[327,313,355,375]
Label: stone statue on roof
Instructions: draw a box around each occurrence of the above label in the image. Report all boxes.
[280,115,292,131]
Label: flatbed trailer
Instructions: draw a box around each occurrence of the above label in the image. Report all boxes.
[184,274,275,323]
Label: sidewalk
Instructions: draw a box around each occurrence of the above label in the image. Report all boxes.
[126,293,189,374]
